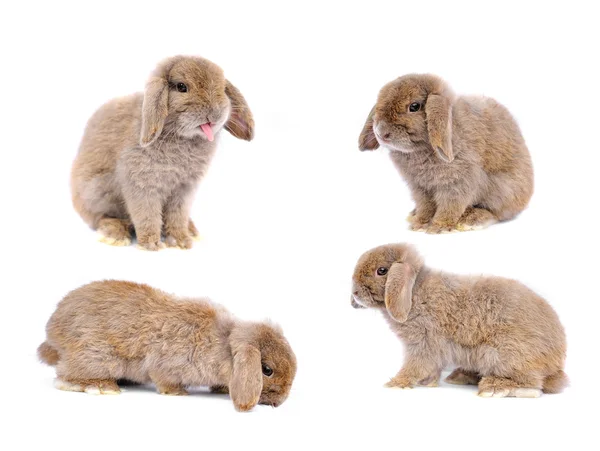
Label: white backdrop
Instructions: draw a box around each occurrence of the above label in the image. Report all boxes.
[2,0,598,449]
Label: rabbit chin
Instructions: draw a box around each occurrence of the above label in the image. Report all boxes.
[375,137,415,154]
[352,294,375,308]
[383,142,416,154]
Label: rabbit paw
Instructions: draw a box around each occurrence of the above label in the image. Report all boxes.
[418,374,439,387]
[455,207,497,232]
[157,384,189,396]
[407,210,433,231]
[165,232,194,249]
[55,378,121,395]
[445,368,481,386]
[137,238,165,251]
[98,232,131,247]
[409,221,429,232]
[478,376,542,398]
[425,222,458,234]
[385,377,414,389]
[478,387,541,398]
[96,218,133,246]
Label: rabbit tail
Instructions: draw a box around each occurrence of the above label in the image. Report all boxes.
[542,370,568,394]
[37,341,60,366]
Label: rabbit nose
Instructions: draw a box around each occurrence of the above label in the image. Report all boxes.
[382,132,391,140]
[353,291,359,296]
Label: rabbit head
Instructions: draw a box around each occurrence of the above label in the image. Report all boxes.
[351,244,424,322]
[229,322,297,412]
[359,74,455,162]
[140,55,254,147]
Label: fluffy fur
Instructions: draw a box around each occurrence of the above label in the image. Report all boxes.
[71,55,254,250]
[351,243,567,397]
[359,74,533,233]
[38,281,296,411]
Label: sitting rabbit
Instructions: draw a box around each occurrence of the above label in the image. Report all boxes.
[358,74,533,233]
[351,243,567,397]
[71,55,254,250]
[38,280,296,411]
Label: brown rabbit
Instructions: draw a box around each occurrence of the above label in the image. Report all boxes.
[351,243,567,397]
[38,281,296,411]
[71,55,254,250]
[358,74,533,233]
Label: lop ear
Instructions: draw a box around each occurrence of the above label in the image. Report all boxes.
[229,344,263,412]
[358,105,380,151]
[425,94,453,162]
[384,262,417,322]
[224,80,254,141]
[140,77,169,147]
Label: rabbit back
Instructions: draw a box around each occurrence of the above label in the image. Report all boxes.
[71,94,143,227]
[45,280,231,384]
[409,273,566,376]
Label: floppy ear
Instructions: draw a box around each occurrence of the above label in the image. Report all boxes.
[425,94,453,162]
[224,80,254,141]
[140,77,169,147]
[384,262,417,322]
[229,344,263,412]
[358,105,380,151]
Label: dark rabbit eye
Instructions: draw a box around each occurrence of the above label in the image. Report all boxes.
[376,267,388,276]
[176,82,187,93]
[409,102,421,112]
[262,364,274,377]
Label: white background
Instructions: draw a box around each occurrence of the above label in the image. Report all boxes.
[2,0,598,449]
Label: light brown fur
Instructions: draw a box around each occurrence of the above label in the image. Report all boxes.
[38,281,296,411]
[359,74,533,233]
[351,244,567,397]
[71,56,254,250]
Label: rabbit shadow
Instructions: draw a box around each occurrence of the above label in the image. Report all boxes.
[117,380,230,400]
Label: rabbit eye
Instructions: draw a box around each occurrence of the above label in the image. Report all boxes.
[376,267,388,276]
[176,82,187,93]
[262,364,274,377]
[409,102,421,112]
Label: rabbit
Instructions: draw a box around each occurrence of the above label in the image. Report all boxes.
[351,243,567,398]
[358,74,533,234]
[70,55,254,250]
[37,280,296,411]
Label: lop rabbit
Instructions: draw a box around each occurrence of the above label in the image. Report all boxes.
[351,243,567,397]
[71,56,254,250]
[359,74,533,233]
[38,281,296,411]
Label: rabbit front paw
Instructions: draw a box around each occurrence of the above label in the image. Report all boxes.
[385,376,414,389]
[425,221,458,234]
[407,210,434,231]
[409,220,430,232]
[165,231,194,249]
[137,236,166,251]
[157,383,189,396]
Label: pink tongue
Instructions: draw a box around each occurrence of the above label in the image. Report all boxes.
[200,123,214,141]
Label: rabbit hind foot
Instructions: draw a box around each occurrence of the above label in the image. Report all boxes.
[55,378,121,395]
[97,217,133,246]
[478,376,541,398]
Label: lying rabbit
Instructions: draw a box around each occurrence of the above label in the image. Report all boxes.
[38,281,296,411]
[71,55,254,250]
[358,74,533,233]
[351,243,567,397]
